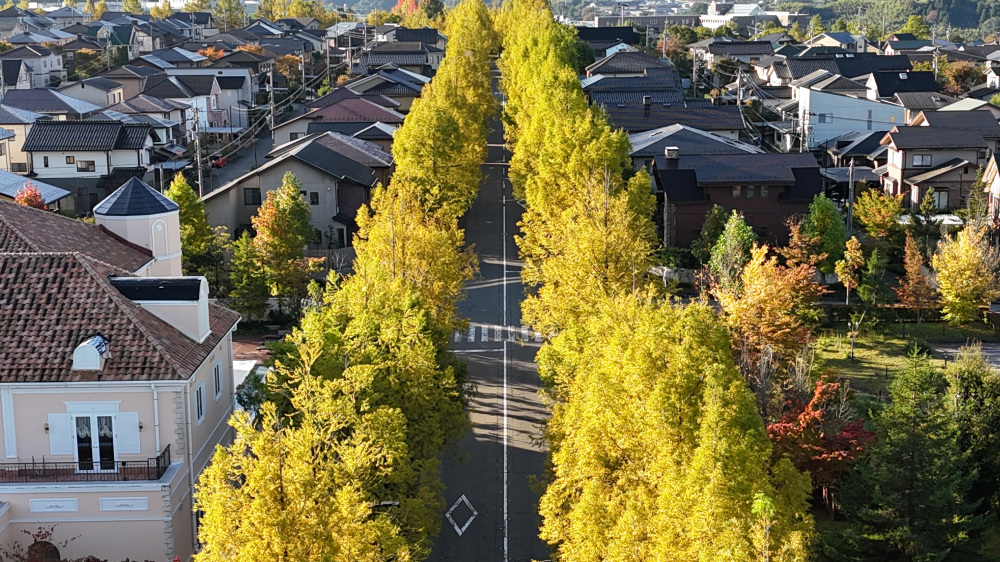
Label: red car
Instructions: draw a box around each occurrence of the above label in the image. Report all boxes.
[210,154,227,168]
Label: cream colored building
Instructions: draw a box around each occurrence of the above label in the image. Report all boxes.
[0,179,240,561]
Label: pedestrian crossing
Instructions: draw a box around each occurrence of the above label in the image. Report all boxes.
[453,323,543,344]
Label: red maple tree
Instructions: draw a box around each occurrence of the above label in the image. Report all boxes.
[767,377,875,516]
[14,181,45,209]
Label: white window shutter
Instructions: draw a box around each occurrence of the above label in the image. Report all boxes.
[47,413,74,456]
[116,412,141,455]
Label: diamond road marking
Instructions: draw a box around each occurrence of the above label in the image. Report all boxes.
[445,494,478,536]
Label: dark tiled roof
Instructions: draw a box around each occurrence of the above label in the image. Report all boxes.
[883,127,987,149]
[215,75,245,90]
[674,153,818,183]
[142,75,195,98]
[602,102,746,133]
[309,98,405,123]
[830,130,891,158]
[904,158,973,184]
[575,25,639,45]
[0,45,51,59]
[887,39,933,51]
[0,103,44,124]
[0,199,151,271]
[104,64,165,79]
[586,51,670,75]
[868,71,940,97]
[109,94,187,113]
[0,252,239,383]
[629,124,763,157]
[892,91,957,110]
[707,40,773,56]
[915,110,1000,136]
[95,177,178,217]
[1,89,102,116]
[1,59,21,85]
[23,120,150,151]
[393,27,439,45]
[167,11,212,25]
[78,76,125,91]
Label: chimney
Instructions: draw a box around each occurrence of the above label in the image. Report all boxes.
[109,277,211,343]
[73,335,109,371]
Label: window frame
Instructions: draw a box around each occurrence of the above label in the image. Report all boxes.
[309,192,319,205]
[65,155,74,164]
[195,382,205,426]
[76,160,96,172]
[243,188,261,205]
[213,363,223,401]
[913,154,932,167]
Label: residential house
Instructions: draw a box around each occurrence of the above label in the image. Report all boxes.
[891,91,959,123]
[627,122,763,173]
[602,100,746,138]
[0,7,52,40]
[393,26,446,49]
[272,95,405,146]
[0,45,65,87]
[806,32,868,53]
[339,64,428,112]
[59,77,127,108]
[586,51,672,78]
[655,151,822,247]
[582,66,684,106]
[166,12,218,40]
[8,29,74,46]
[108,94,188,145]
[61,37,104,78]
[865,70,940,100]
[0,104,47,174]
[44,6,92,27]
[879,125,990,209]
[148,47,208,68]
[22,120,153,212]
[0,169,70,211]
[133,21,188,54]
[1,89,102,120]
[575,26,639,58]
[759,54,911,87]
[276,17,321,32]
[0,183,240,560]
[791,69,906,151]
[0,59,31,93]
[826,130,890,168]
[101,64,164,99]
[141,74,210,136]
[201,131,393,250]
[353,42,443,76]
[163,68,254,129]
[690,39,774,66]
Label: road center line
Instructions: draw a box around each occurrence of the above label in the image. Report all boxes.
[502,184,509,562]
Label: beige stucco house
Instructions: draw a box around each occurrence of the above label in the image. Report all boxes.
[0,178,240,561]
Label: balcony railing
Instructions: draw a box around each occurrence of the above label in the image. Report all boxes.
[0,445,171,484]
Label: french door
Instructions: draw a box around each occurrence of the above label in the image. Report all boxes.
[75,415,117,472]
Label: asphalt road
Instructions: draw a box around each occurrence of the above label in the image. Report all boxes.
[429,113,550,560]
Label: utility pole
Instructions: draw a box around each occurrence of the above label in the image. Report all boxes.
[932,26,939,79]
[847,160,856,237]
[194,106,203,196]
[269,68,275,143]
[326,34,331,87]
[617,2,626,27]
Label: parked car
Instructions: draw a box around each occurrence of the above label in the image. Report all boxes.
[210,153,227,168]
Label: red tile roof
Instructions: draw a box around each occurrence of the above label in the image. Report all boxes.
[0,199,152,272]
[0,252,240,383]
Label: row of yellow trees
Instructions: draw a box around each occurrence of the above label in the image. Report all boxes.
[191,1,498,559]
[497,1,815,559]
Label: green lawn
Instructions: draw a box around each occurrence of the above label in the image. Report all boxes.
[814,320,998,398]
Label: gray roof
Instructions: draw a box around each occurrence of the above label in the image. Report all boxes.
[150,47,207,63]
[0,103,45,124]
[109,94,187,113]
[75,76,125,91]
[904,158,974,185]
[0,170,69,203]
[1,89,103,117]
[914,110,1000,137]
[215,76,245,90]
[586,51,670,75]
[629,124,763,157]
[602,102,746,133]
[883,127,987,150]
[95,177,178,216]
[23,120,151,152]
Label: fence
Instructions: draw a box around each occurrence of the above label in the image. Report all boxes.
[0,445,171,484]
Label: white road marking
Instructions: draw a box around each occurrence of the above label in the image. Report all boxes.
[452,348,503,354]
[502,188,509,562]
[445,494,479,536]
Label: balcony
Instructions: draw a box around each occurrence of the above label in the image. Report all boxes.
[0,445,171,484]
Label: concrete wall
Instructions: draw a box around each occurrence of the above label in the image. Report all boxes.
[799,89,905,150]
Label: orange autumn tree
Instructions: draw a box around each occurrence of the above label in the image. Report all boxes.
[197,46,225,61]
[236,44,263,54]
[896,232,937,324]
[717,244,826,357]
[14,181,45,209]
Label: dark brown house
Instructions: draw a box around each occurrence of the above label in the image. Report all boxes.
[655,151,822,248]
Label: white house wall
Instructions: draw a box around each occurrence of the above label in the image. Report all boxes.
[798,88,905,150]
